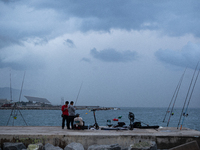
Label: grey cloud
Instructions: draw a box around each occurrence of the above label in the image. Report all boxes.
[81,57,91,63]
[0,52,45,70]
[0,36,23,49]
[90,48,138,62]
[64,39,75,48]
[30,0,200,36]
[155,42,200,69]
[1,0,200,49]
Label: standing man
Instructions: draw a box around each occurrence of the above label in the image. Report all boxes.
[61,101,69,129]
[68,101,76,129]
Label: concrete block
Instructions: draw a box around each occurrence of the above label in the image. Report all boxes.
[27,143,43,150]
[169,140,200,150]
[3,142,27,150]
[44,143,63,150]
[64,142,84,150]
[128,141,157,150]
[87,144,121,150]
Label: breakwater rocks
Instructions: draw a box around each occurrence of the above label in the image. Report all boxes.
[1,141,158,150]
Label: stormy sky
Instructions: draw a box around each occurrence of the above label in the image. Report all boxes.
[0,0,200,107]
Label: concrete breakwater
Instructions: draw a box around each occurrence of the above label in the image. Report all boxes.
[0,126,200,149]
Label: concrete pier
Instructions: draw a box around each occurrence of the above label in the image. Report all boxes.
[0,126,200,149]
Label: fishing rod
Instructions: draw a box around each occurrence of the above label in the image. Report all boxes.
[10,72,12,102]
[7,71,27,126]
[18,71,26,102]
[163,68,187,123]
[177,61,199,129]
[16,71,27,126]
[167,68,186,127]
[180,68,200,130]
[74,82,83,106]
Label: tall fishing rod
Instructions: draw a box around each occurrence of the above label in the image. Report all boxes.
[7,71,27,126]
[74,82,83,106]
[166,68,186,126]
[10,72,12,102]
[18,71,26,102]
[163,68,187,123]
[177,61,199,129]
[16,71,27,126]
[180,68,200,130]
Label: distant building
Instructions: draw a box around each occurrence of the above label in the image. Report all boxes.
[24,96,51,107]
[0,99,11,107]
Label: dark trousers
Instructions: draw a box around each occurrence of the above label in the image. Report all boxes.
[69,116,75,129]
[62,115,70,129]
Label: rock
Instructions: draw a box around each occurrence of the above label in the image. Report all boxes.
[64,142,84,150]
[128,141,157,150]
[87,144,121,150]
[27,143,43,150]
[3,142,27,150]
[44,143,63,150]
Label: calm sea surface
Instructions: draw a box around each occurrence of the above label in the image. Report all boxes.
[0,107,199,131]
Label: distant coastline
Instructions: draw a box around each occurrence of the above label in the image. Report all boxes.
[0,106,119,110]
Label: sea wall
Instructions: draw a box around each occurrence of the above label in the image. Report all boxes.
[1,133,200,149]
[1,126,200,149]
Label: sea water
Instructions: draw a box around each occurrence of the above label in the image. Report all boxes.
[0,107,199,131]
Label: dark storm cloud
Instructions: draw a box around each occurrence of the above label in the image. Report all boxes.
[90,48,138,62]
[30,0,200,36]
[0,0,200,49]
[155,42,200,69]
[64,39,75,48]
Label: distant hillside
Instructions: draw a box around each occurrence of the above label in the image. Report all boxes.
[0,87,37,102]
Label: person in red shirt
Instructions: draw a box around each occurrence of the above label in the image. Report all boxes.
[61,101,69,129]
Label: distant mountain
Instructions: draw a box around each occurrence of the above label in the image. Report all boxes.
[0,87,37,102]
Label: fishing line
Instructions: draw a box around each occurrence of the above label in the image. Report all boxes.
[177,61,199,129]
[163,68,187,123]
[167,68,186,127]
[180,68,200,130]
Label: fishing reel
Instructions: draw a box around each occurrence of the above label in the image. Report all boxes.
[183,113,188,117]
[128,112,135,130]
